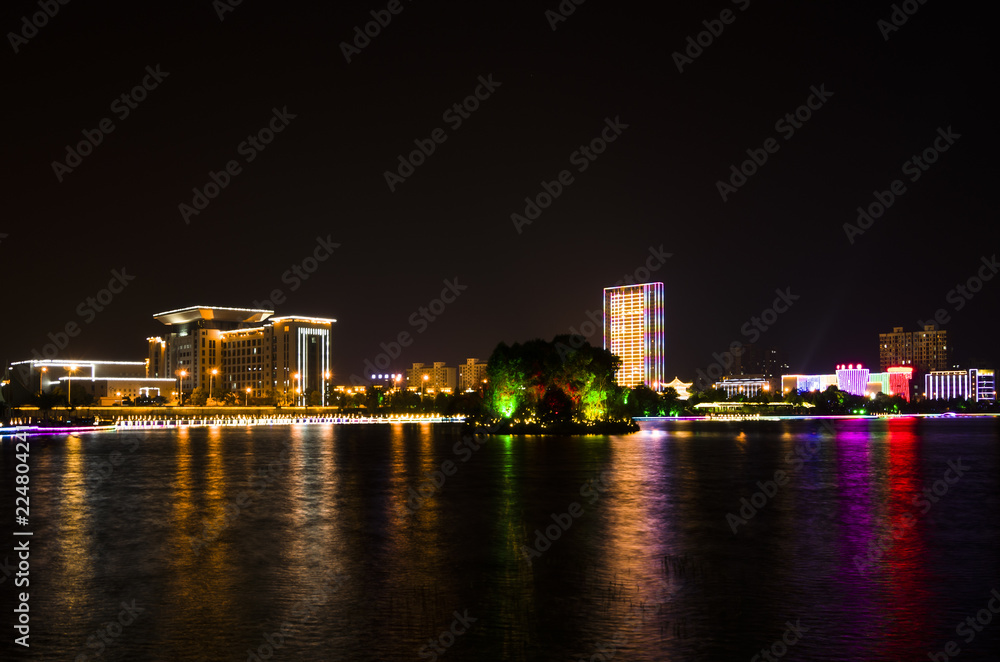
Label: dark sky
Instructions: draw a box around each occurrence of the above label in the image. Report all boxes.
[3,0,996,383]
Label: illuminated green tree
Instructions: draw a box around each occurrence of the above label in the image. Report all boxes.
[484,335,621,422]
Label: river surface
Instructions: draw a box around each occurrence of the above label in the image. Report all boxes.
[1,417,998,661]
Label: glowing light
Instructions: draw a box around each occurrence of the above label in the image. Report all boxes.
[603,282,664,388]
[836,364,870,397]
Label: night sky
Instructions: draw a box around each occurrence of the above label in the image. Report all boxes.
[3,0,996,384]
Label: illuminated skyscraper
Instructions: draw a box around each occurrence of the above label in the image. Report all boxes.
[603,283,664,388]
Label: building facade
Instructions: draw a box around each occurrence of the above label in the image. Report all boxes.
[879,324,949,372]
[406,362,457,393]
[925,368,996,402]
[713,377,771,398]
[458,358,488,391]
[835,364,870,397]
[6,359,171,405]
[152,306,335,404]
[603,282,665,389]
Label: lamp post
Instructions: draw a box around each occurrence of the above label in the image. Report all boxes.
[293,372,300,406]
[324,371,331,406]
[67,365,77,407]
[245,387,252,406]
[422,373,429,398]
[178,369,187,406]
[38,366,47,396]
[210,368,218,402]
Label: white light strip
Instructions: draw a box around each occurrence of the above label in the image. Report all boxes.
[153,305,274,316]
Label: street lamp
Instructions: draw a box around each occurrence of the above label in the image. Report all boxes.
[38,366,47,396]
[67,365,77,407]
[324,371,331,406]
[422,373,429,398]
[178,369,187,405]
[209,368,218,402]
[246,387,252,406]
[293,372,300,406]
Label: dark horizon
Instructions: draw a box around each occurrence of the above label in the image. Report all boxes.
[3,1,996,383]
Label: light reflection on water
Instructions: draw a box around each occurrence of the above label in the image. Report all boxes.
[1,418,998,661]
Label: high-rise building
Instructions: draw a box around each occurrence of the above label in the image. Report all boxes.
[879,324,948,372]
[458,358,488,391]
[603,282,664,389]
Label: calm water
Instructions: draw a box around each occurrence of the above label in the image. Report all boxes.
[2,418,999,661]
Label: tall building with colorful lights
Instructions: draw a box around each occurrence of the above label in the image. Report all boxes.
[603,282,664,389]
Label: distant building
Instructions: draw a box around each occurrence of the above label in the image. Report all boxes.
[406,362,457,393]
[925,368,996,402]
[663,376,692,400]
[739,345,789,377]
[6,359,173,405]
[867,366,914,401]
[782,373,838,394]
[836,364,870,397]
[603,282,665,388]
[713,376,771,398]
[152,305,335,404]
[458,358,488,391]
[879,324,948,372]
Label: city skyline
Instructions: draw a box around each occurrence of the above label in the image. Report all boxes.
[7,298,996,406]
[3,2,996,388]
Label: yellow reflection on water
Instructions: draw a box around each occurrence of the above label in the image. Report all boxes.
[57,435,91,605]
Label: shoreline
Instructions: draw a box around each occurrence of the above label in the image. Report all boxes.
[2,410,995,439]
